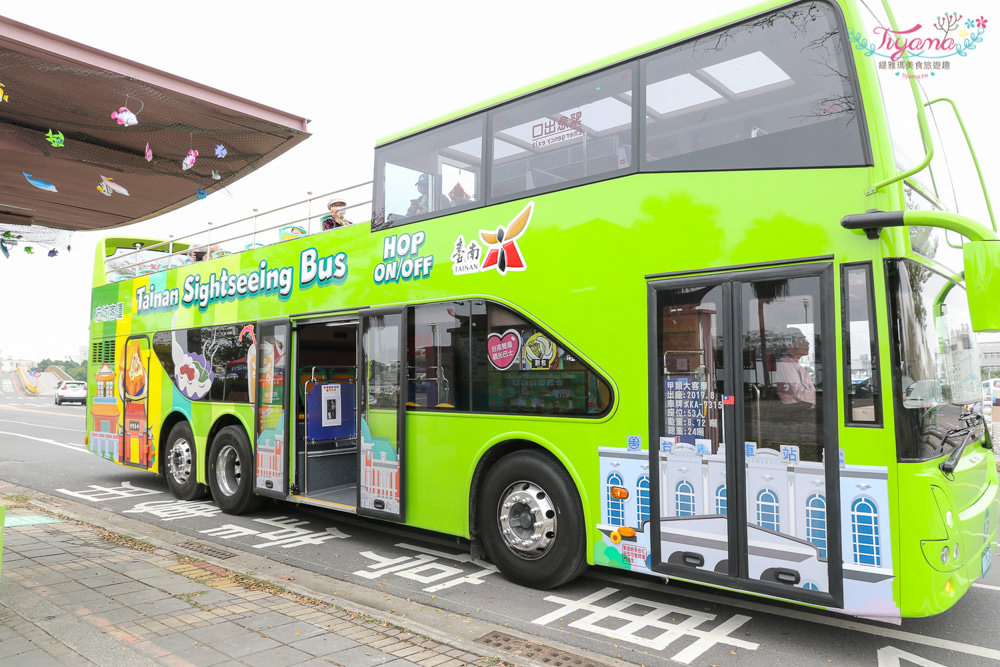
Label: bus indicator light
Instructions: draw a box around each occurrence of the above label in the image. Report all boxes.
[610,486,629,500]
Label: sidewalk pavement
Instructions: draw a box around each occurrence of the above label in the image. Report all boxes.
[0,483,604,667]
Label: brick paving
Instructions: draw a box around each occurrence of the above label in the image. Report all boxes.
[0,506,513,666]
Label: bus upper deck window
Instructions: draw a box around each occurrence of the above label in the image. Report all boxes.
[640,1,869,172]
[373,115,485,230]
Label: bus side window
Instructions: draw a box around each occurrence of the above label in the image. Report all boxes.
[842,263,880,425]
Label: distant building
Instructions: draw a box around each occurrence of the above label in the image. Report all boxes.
[980,340,1000,376]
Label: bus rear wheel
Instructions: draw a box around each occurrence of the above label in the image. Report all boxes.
[477,450,586,589]
[164,422,208,500]
[208,425,264,515]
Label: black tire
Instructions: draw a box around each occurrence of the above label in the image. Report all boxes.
[54,396,61,405]
[164,422,208,500]
[208,425,264,515]
[477,450,587,589]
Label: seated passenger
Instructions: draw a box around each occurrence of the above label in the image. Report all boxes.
[407,174,449,216]
[321,199,350,230]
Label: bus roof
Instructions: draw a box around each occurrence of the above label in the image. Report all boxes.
[375,0,795,146]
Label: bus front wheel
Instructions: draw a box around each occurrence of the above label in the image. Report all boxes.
[208,426,264,515]
[164,422,208,500]
[478,450,586,589]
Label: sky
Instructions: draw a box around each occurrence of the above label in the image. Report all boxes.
[0,0,996,362]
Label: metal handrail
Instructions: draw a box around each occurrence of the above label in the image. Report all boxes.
[104,182,372,279]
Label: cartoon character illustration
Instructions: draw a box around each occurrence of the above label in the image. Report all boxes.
[170,330,214,400]
[144,142,153,161]
[96,175,130,197]
[22,172,57,192]
[111,106,138,126]
[182,149,198,170]
[214,143,227,158]
[0,81,9,102]
[524,332,556,370]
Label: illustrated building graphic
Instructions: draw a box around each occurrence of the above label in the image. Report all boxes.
[597,445,896,617]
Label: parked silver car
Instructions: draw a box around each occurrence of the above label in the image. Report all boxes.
[54,380,87,405]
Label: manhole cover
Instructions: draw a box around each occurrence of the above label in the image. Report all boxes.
[476,630,609,667]
[178,540,236,560]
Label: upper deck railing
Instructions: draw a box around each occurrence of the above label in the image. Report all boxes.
[101,181,372,283]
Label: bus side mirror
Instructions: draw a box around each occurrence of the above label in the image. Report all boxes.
[963,240,1000,331]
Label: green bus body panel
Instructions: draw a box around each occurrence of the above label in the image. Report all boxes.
[963,240,1000,331]
[90,168,880,534]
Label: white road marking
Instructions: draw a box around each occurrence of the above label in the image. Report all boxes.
[0,419,83,433]
[594,571,1000,661]
[972,582,1000,591]
[877,646,948,667]
[0,429,87,453]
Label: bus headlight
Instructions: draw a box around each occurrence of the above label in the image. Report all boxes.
[941,546,950,564]
[953,544,960,561]
[946,510,953,528]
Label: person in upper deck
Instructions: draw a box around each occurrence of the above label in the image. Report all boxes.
[321,199,350,230]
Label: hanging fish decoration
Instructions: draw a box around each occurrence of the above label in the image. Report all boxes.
[111,106,138,126]
[214,143,227,158]
[45,130,65,147]
[144,142,153,162]
[23,172,57,192]
[96,175,130,197]
[182,149,198,170]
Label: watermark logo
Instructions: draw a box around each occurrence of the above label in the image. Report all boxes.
[849,12,988,79]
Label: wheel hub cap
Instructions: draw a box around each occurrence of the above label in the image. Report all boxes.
[497,481,556,558]
[167,439,192,484]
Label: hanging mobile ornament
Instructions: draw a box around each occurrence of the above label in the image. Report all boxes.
[214,143,227,158]
[45,130,65,147]
[111,94,142,126]
[144,142,153,162]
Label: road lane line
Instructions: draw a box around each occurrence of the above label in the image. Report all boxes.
[0,404,83,417]
[0,419,83,433]
[0,430,88,453]
[972,582,1000,591]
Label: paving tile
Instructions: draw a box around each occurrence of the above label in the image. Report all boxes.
[213,633,282,659]
[260,620,325,644]
[329,644,402,666]
[241,644,315,666]
[236,610,300,632]
[186,620,254,644]
[292,631,361,656]
[170,643,234,666]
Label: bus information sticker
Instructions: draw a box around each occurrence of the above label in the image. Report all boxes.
[487,329,521,370]
[321,383,342,427]
[523,333,556,370]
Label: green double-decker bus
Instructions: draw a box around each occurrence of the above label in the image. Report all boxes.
[87,0,999,620]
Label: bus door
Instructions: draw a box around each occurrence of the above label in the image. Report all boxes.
[253,320,290,499]
[290,316,360,509]
[121,336,151,468]
[358,307,407,521]
[649,263,841,606]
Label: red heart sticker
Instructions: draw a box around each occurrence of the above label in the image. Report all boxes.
[487,330,520,370]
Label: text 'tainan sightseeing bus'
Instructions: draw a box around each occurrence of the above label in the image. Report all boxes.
[87,0,999,620]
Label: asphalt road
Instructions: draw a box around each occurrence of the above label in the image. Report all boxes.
[2,391,999,666]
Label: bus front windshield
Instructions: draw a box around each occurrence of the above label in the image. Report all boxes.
[887,259,984,461]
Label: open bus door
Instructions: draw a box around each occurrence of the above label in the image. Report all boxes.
[253,320,290,498]
[121,336,152,468]
[648,263,842,608]
[358,307,407,522]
